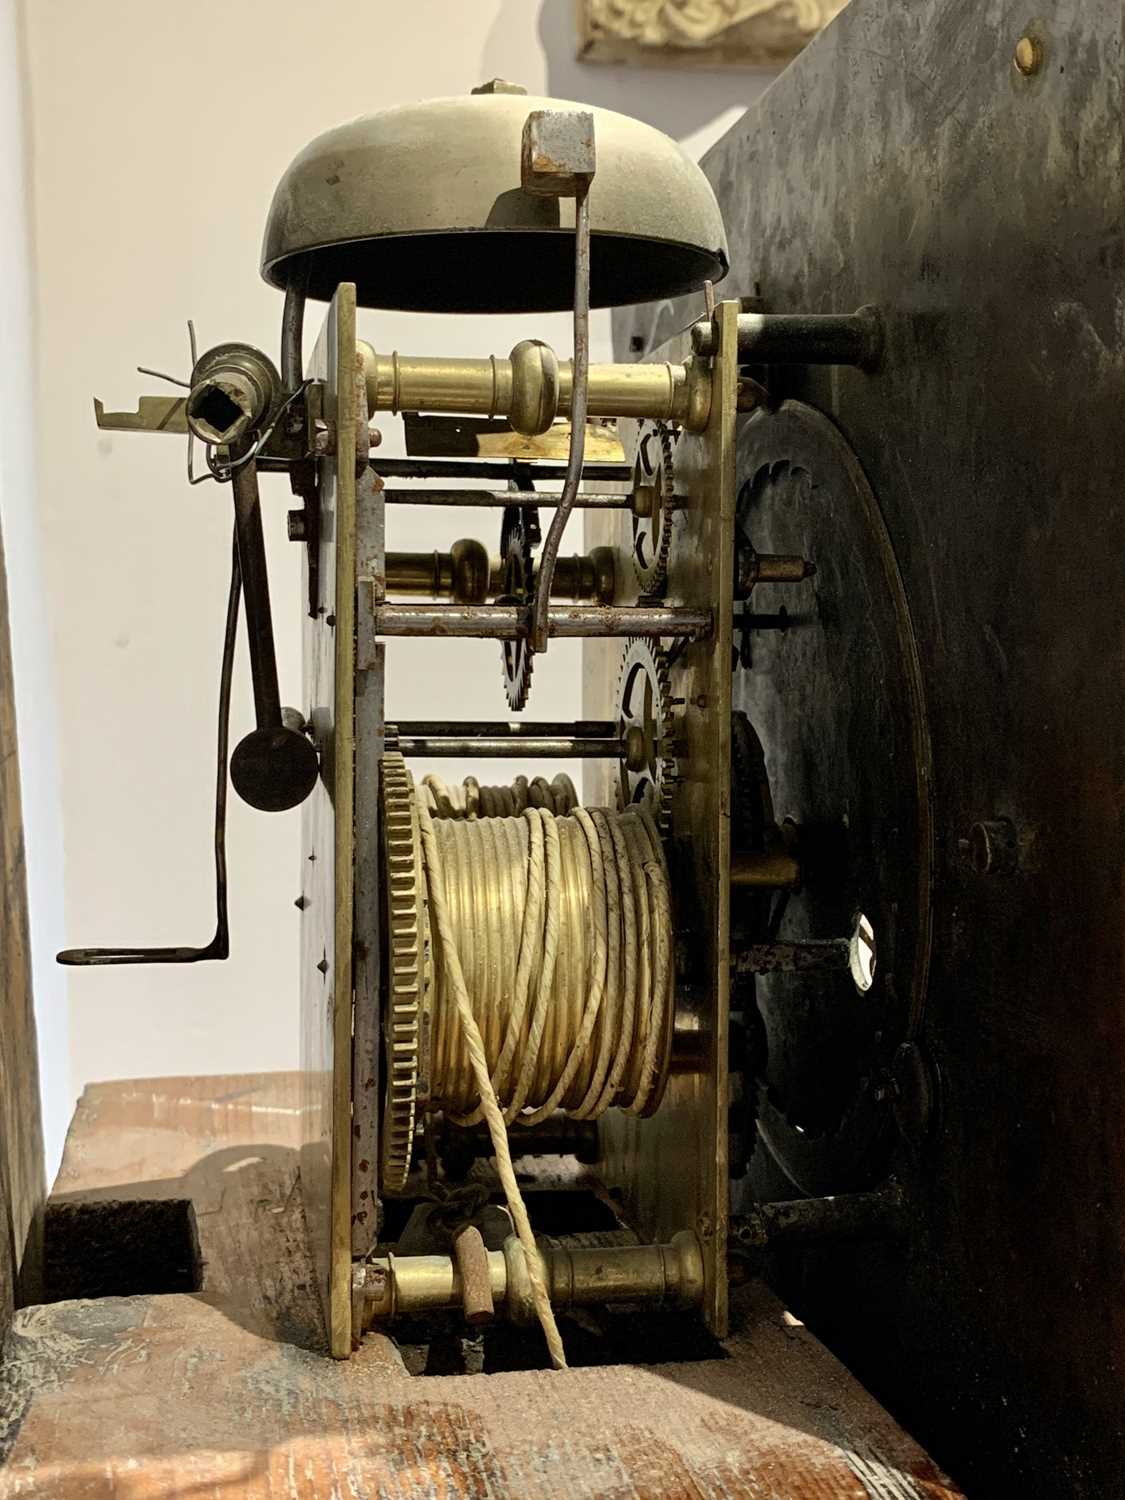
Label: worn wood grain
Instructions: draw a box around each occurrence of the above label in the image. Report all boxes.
[0,522,45,1342]
[0,1284,962,1499]
[0,1073,962,1497]
[47,1073,320,1348]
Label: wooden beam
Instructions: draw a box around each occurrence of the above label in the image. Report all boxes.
[0,521,45,1338]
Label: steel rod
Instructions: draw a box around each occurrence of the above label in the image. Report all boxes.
[369,458,630,481]
[372,602,711,640]
[380,488,631,509]
[231,458,282,728]
[730,849,802,890]
[55,531,239,967]
[398,735,622,759]
[392,719,617,738]
[732,1188,906,1250]
[732,937,851,976]
[280,269,307,391]
[691,308,882,367]
[532,181,590,654]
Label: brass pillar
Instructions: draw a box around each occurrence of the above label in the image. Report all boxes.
[359,339,712,436]
[360,1231,704,1327]
[385,541,616,605]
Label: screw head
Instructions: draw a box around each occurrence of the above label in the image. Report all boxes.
[1014,34,1043,75]
[964,817,1018,876]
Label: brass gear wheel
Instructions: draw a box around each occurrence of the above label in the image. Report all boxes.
[615,637,677,833]
[630,421,676,597]
[498,508,535,711]
[379,751,431,1195]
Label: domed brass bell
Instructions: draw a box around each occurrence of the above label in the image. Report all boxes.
[261,88,728,314]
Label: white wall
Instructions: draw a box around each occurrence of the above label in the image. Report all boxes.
[19,0,769,1098]
[1,0,68,1179]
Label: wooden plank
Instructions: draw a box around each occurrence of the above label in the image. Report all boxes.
[0,1288,963,1500]
[46,1073,320,1345]
[300,288,358,1357]
[0,1072,964,1497]
[0,525,45,1340]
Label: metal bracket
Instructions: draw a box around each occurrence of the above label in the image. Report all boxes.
[93,395,187,433]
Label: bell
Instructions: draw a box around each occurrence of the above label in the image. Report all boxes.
[261,87,728,314]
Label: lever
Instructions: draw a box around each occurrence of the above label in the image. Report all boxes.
[227,453,319,812]
[182,342,318,813]
[57,534,242,965]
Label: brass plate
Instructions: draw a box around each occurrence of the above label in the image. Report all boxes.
[403,413,625,462]
[299,284,358,1357]
[352,467,385,1255]
[93,395,187,433]
[584,300,738,1335]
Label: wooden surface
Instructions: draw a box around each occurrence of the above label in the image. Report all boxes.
[0,1072,964,1498]
[0,526,45,1341]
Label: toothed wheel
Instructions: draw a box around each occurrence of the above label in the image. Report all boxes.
[615,637,677,834]
[499,509,534,711]
[630,421,676,597]
[379,752,430,1195]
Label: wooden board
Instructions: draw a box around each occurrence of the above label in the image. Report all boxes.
[584,304,738,1336]
[40,1073,320,1346]
[0,525,45,1340]
[299,286,358,1356]
[0,1072,963,1499]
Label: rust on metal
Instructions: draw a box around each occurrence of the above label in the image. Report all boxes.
[452,1225,495,1325]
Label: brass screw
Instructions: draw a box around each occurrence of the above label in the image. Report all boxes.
[1014,34,1043,76]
